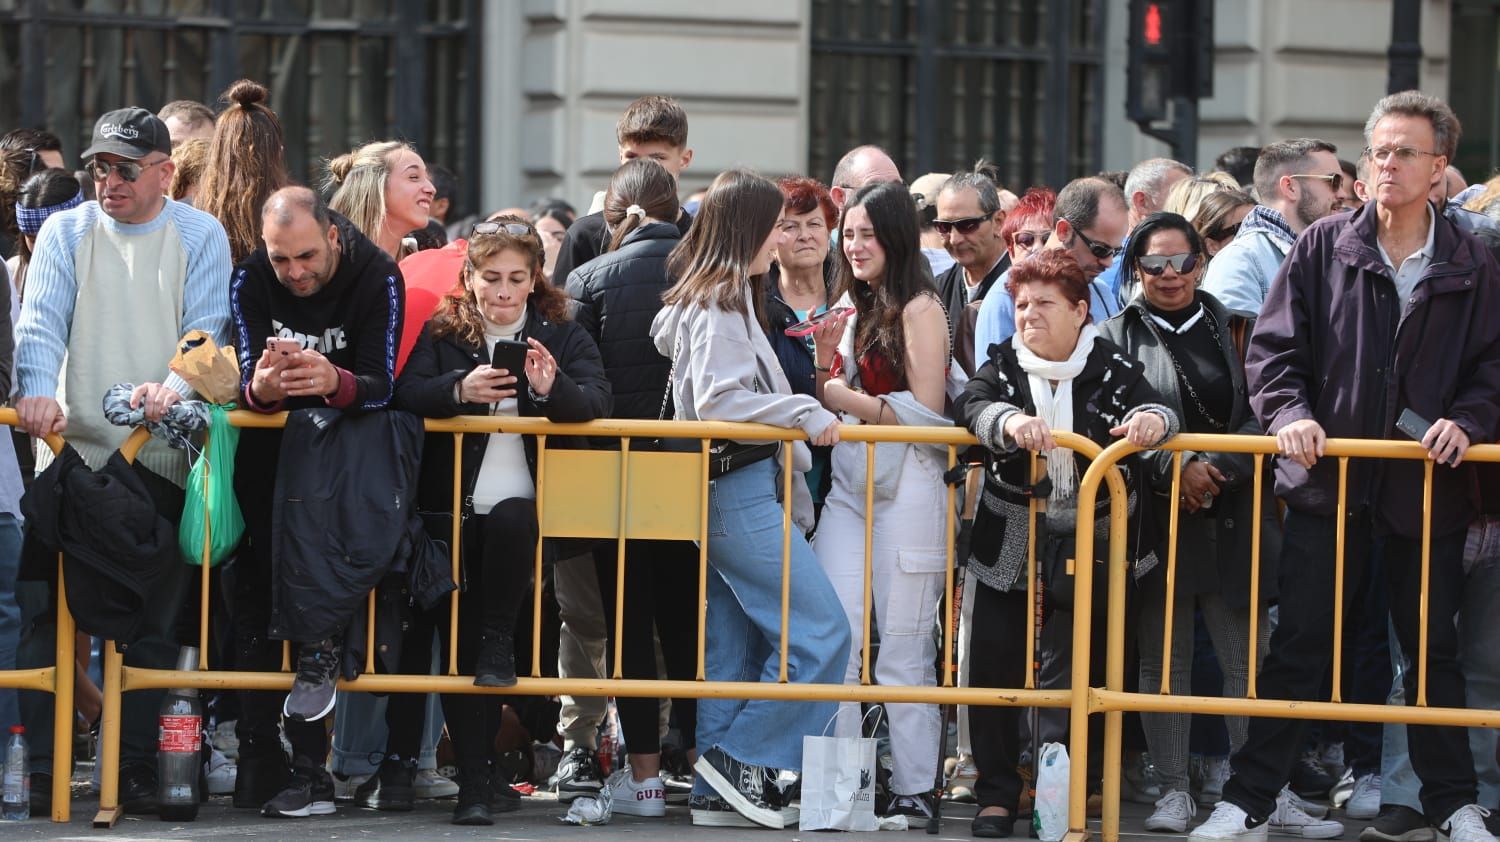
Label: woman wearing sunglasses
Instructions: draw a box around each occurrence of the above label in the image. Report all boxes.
[394,217,611,824]
[955,187,1056,374]
[1098,212,1277,833]
[1190,189,1256,261]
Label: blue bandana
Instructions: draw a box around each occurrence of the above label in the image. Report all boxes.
[15,190,83,235]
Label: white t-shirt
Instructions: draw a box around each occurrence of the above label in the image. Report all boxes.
[469,308,536,513]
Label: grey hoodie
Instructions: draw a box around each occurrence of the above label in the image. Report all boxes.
[650,284,838,531]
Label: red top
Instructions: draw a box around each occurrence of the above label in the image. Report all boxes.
[831,344,905,397]
[395,239,468,375]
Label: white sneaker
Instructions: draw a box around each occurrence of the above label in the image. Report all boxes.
[1285,786,1333,819]
[606,767,667,818]
[1346,774,1382,820]
[413,768,459,799]
[1147,790,1199,833]
[210,720,239,760]
[1191,801,1270,841]
[1194,756,1232,806]
[204,747,237,795]
[1272,788,1346,838]
[332,772,369,801]
[1437,805,1496,842]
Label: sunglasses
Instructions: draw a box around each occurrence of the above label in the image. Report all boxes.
[1011,229,1052,250]
[1208,222,1240,241]
[933,215,989,236]
[471,221,536,238]
[1066,220,1123,260]
[86,157,168,183]
[1137,252,1200,276]
[1289,172,1343,192]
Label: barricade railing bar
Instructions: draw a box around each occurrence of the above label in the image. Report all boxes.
[1070,433,1500,842]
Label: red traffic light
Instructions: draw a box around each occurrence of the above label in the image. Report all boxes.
[1145,2,1164,45]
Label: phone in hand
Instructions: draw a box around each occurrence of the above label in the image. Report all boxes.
[490,338,530,390]
[784,306,854,338]
[1396,408,1433,443]
[266,337,302,357]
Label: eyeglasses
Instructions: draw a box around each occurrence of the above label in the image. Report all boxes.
[1364,145,1441,165]
[1289,172,1343,192]
[86,157,168,183]
[471,221,536,238]
[933,215,990,236]
[1136,252,1200,276]
[1207,222,1240,242]
[1066,220,1123,260]
[1011,229,1052,250]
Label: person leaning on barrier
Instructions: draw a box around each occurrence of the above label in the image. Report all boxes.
[1189,91,1500,842]
[1098,212,1280,833]
[808,180,952,829]
[394,216,610,826]
[229,184,406,818]
[953,248,1177,839]
[648,169,851,830]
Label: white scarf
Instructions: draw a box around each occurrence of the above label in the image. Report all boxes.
[1011,323,1099,500]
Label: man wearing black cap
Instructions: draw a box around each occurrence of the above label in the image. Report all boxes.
[11,106,232,815]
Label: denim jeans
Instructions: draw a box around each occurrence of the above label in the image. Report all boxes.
[1379,516,1500,814]
[0,513,22,730]
[691,459,851,795]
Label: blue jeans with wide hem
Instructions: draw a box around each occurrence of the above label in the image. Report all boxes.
[691,459,851,796]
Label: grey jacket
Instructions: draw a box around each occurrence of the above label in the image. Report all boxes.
[1098,292,1279,608]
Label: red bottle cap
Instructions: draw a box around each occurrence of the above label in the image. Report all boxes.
[8,725,22,734]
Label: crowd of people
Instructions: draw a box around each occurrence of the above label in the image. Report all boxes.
[0,82,1497,842]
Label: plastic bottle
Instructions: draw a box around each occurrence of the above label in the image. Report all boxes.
[156,646,203,821]
[2,725,28,821]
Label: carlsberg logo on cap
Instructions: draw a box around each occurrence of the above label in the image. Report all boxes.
[100,123,141,140]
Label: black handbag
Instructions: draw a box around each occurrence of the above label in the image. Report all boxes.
[649,333,780,479]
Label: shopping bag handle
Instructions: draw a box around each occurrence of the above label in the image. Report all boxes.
[820,703,887,737]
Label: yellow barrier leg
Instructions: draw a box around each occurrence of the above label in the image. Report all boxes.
[92,641,124,827]
[50,563,74,822]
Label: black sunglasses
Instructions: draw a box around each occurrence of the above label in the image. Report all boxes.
[1208,222,1240,241]
[1137,253,1200,276]
[471,221,536,238]
[933,215,989,236]
[1065,220,1122,260]
[86,157,168,183]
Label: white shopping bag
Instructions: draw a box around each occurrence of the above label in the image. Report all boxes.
[1033,742,1070,842]
[799,709,881,831]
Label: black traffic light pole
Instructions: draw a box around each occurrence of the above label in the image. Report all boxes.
[1387,0,1422,93]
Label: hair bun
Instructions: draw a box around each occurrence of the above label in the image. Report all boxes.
[326,152,356,186]
[226,79,268,109]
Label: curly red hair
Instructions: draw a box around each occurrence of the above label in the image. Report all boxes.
[777,175,838,232]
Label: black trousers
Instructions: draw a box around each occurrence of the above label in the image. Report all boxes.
[1223,509,1476,822]
[969,583,1030,811]
[589,539,700,756]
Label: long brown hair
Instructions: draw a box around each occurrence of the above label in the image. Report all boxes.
[662,169,782,314]
[604,158,679,253]
[429,216,568,347]
[196,80,289,263]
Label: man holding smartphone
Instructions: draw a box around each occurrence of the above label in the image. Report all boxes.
[228,185,404,819]
[1191,94,1500,842]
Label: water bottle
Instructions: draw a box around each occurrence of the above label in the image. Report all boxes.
[2,725,27,821]
[156,646,203,821]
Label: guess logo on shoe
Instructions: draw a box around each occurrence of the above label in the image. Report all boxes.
[638,789,664,800]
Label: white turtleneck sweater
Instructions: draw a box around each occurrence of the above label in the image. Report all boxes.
[470,307,536,513]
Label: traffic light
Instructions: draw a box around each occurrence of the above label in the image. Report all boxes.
[1127,0,1215,124]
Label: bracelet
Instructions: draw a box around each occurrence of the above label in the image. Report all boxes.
[814,363,831,373]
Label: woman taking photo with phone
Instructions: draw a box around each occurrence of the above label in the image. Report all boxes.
[649,169,849,830]
[808,180,951,828]
[395,216,610,824]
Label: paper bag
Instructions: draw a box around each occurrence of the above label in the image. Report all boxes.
[799,731,878,831]
[169,330,241,405]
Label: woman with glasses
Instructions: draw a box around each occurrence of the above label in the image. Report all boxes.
[649,169,849,830]
[965,187,1057,372]
[1098,212,1276,833]
[395,217,610,824]
[809,180,952,828]
[956,248,1176,838]
[1191,190,1256,261]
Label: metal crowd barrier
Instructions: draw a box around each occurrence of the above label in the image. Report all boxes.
[1070,434,1500,842]
[72,411,1117,829]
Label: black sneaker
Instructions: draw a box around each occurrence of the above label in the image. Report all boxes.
[232,737,291,809]
[974,811,1019,838]
[261,764,336,818]
[29,771,51,815]
[1290,750,1338,799]
[886,792,937,829]
[120,762,158,815]
[693,747,783,829]
[1360,805,1435,842]
[354,756,414,812]
[690,793,755,828]
[491,775,522,814]
[473,628,518,688]
[283,639,340,722]
[452,782,493,826]
[555,746,603,802]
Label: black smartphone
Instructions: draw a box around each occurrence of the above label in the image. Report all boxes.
[490,338,530,390]
[1395,408,1433,443]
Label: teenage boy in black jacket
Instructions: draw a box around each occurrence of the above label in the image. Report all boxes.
[227,185,405,819]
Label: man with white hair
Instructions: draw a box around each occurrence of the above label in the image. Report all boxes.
[1101,157,1192,303]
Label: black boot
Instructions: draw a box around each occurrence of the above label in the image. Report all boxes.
[233,734,291,809]
[473,625,517,688]
[452,763,494,826]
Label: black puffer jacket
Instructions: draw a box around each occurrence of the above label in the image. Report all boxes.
[565,222,680,419]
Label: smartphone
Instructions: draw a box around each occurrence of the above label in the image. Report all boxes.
[783,306,854,338]
[490,338,531,390]
[1395,408,1433,443]
[266,337,302,357]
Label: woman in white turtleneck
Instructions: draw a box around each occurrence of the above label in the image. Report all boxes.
[394,217,611,825]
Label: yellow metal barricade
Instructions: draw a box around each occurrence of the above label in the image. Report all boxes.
[1071,434,1500,842]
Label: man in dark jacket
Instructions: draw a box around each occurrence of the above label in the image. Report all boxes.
[1192,92,1500,842]
[228,185,404,819]
[933,170,1010,354]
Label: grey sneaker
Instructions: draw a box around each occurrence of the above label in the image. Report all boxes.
[283,639,340,722]
[1360,805,1435,842]
[554,746,603,802]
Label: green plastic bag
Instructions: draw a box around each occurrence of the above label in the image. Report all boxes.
[179,404,244,567]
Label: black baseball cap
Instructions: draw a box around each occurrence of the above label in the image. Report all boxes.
[81,107,172,160]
